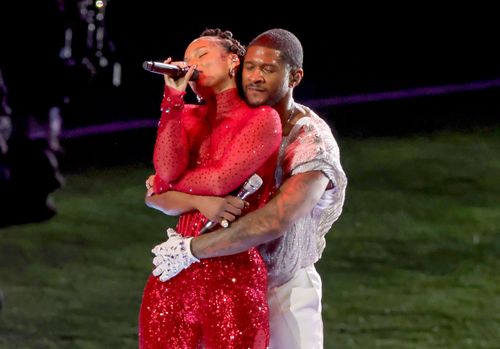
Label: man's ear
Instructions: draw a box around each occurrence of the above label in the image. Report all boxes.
[289,68,304,87]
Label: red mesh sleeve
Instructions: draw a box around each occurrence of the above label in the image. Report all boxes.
[152,86,202,193]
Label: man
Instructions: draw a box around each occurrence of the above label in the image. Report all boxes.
[148,28,347,348]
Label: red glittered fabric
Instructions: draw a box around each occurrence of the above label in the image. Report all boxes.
[140,87,281,348]
[153,86,281,196]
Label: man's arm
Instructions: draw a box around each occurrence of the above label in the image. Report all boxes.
[191,170,330,258]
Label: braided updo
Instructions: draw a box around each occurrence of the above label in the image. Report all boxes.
[199,28,246,62]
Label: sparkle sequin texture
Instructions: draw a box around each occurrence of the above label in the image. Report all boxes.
[140,87,281,348]
[261,106,347,288]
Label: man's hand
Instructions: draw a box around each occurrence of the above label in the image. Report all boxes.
[151,228,200,282]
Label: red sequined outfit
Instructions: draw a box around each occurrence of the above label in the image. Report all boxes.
[139,87,281,349]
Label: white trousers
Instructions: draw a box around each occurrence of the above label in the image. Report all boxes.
[268,265,323,349]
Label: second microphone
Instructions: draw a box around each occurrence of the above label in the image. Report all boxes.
[199,174,263,234]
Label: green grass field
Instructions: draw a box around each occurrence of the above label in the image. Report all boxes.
[1,128,499,348]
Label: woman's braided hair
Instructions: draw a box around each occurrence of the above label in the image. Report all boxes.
[199,28,246,62]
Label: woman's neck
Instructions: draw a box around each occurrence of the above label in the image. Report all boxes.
[213,79,238,95]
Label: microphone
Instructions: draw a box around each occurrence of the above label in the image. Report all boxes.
[199,174,263,234]
[142,61,199,81]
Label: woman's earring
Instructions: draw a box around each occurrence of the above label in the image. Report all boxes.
[196,95,204,103]
[229,68,235,78]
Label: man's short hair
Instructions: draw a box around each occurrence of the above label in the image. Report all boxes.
[248,28,304,69]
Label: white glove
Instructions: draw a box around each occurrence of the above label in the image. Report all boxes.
[151,228,200,282]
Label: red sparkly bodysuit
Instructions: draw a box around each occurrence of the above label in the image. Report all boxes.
[139,86,282,349]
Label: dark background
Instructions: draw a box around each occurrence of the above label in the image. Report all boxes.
[109,4,500,136]
[1,2,499,137]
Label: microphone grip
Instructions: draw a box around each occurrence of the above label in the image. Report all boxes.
[199,220,217,235]
[238,191,251,200]
[142,61,199,81]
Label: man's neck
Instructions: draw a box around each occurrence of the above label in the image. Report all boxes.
[273,101,299,137]
[273,94,295,127]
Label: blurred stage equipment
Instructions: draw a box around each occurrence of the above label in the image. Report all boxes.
[0,0,122,228]
[60,0,121,86]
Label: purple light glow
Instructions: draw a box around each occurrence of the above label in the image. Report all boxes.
[52,77,500,140]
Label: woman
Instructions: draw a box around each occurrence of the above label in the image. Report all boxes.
[139,29,282,349]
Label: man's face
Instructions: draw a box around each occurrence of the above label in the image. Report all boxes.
[242,45,290,107]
